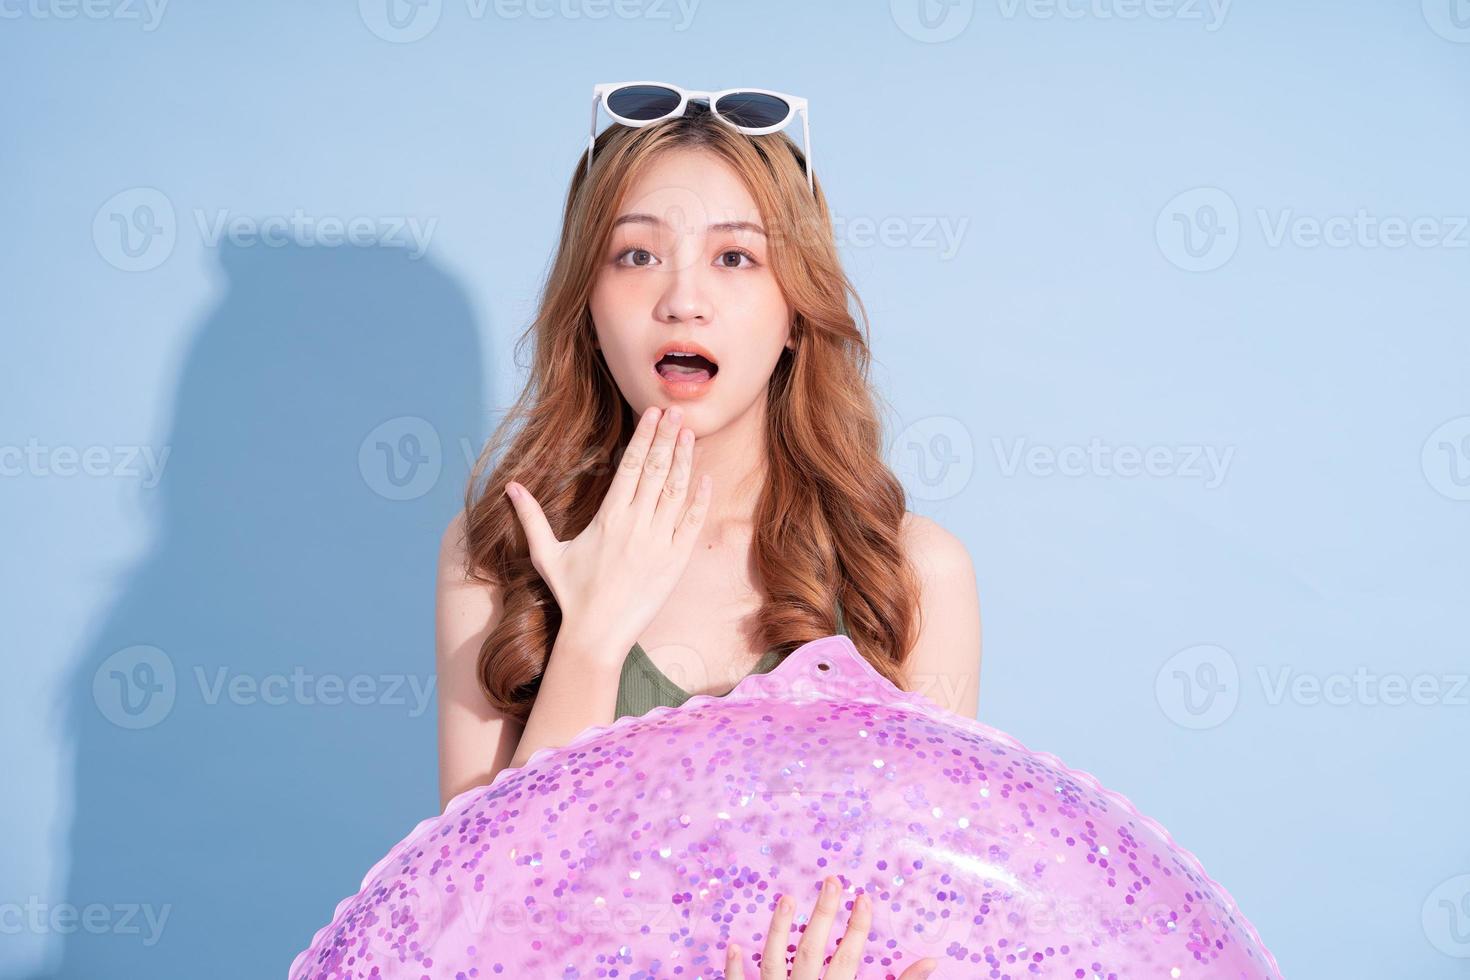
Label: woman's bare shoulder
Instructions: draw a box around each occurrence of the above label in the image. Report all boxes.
[435,510,522,811]
[437,511,501,634]
[900,512,972,572]
[897,511,982,719]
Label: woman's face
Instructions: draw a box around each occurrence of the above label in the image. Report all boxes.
[589,147,794,435]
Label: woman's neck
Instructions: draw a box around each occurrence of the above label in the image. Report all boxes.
[687,396,768,541]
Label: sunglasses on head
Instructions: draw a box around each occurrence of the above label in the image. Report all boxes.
[588,80,813,194]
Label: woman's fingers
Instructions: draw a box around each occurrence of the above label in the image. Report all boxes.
[602,406,662,514]
[725,940,745,979]
[503,481,559,575]
[760,894,795,980]
[750,878,932,980]
[631,405,683,518]
[671,472,712,551]
[823,889,872,978]
[896,957,939,979]
[790,876,843,980]
[652,425,694,533]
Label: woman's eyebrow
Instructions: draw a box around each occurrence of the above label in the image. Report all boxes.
[611,212,766,237]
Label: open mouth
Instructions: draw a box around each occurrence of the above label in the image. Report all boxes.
[654,350,719,384]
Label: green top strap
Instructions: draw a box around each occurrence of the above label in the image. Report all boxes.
[614,596,850,720]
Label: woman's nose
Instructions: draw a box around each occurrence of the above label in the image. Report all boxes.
[653,266,710,323]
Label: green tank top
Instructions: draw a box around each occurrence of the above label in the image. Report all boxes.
[614,599,849,720]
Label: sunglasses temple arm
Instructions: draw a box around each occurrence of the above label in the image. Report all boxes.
[587,92,600,179]
[802,108,813,194]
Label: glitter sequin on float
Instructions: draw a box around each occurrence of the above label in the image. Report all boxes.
[290,635,1281,979]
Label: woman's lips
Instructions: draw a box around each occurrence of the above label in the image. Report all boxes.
[651,359,717,399]
[653,342,721,374]
[656,362,713,383]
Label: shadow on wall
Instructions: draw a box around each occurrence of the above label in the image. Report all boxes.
[37,241,488,977]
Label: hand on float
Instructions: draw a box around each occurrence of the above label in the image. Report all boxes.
[724,874,939,979]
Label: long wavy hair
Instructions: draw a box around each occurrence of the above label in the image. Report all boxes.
[460,99,921,723]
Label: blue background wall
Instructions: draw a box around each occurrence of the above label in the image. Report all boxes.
[4,1,1468,976]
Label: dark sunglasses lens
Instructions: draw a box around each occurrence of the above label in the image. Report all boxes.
[606,85,682,121]
[714,92,790,128]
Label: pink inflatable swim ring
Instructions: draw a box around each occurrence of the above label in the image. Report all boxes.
[290,634,1281,979]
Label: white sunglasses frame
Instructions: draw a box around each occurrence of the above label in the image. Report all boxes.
[588,80,813,194]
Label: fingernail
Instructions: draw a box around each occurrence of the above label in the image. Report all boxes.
[504,482,519,500]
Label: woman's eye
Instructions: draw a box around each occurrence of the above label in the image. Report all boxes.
[616,247,657,267]
[718,249,757,269]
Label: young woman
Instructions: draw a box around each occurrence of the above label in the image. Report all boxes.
[435,82,982,978]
